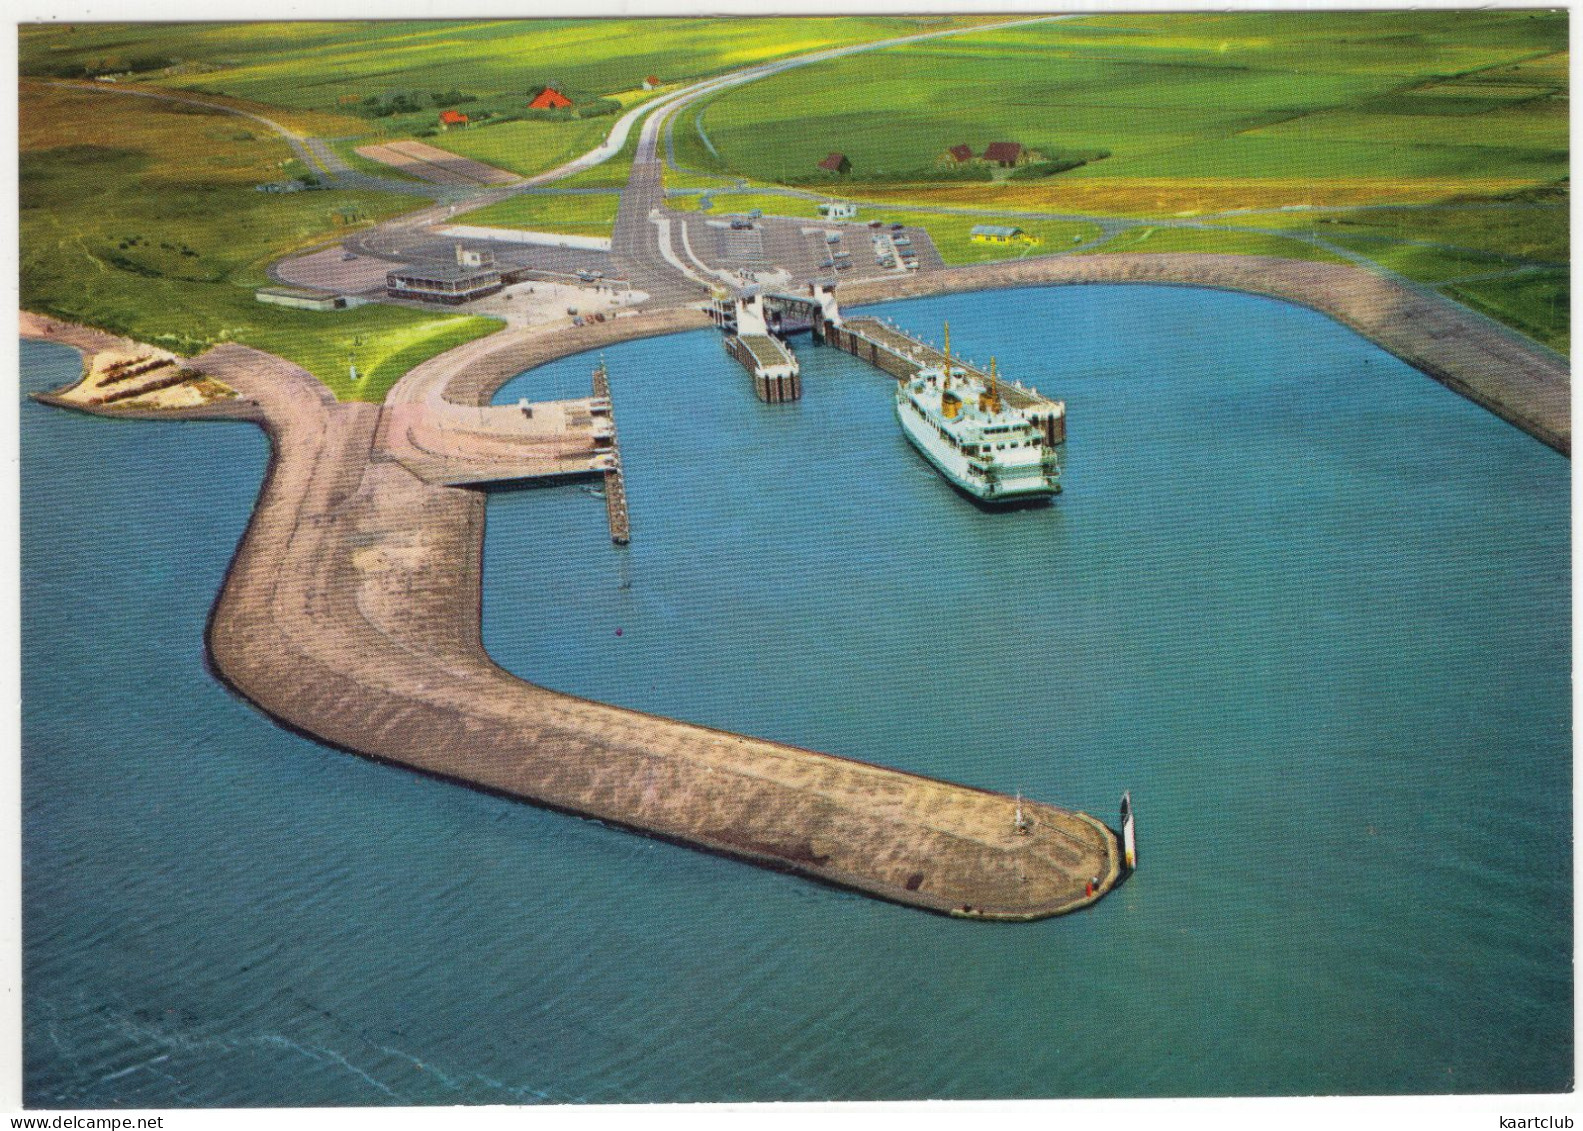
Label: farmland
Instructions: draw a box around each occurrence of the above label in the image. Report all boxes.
[16,14,1571,360]
[18,18,998,115]
[672,9,1567,347]
[19,83,500,401]
[684,10,1566,211]
[19,18,1001,185]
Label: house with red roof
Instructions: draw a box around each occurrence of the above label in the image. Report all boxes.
[817,152,851,175]
[529,87,573,111]
[439,109,470,128]
[982,141,1028,167]
[643,75,661,90]
[943,143,974,164]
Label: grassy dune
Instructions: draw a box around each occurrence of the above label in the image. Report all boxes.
[19,84,500,401]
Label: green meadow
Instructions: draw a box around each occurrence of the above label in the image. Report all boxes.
[1444,271,1569,355]
[422,118,613,178]
[686,10,1565,203]
[17,15,1570,356]
[464,192,622,237]
[20,84,499,401]
[673,9,1566,345]
[18,18,994,113]
[1079,226,1350,264]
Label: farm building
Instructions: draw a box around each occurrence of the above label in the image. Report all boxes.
[818,201,857,220]
[439,109,470,128]
[643,75,661,90]
[970,224,1042,246]
[942,144,974,165]
[982,142,1030,167]
[387,261,503,305]
[254,286,347,312]
[529,87,573,111]
[817,153,851,175]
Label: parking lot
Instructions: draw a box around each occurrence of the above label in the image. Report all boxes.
[677,210,945,287]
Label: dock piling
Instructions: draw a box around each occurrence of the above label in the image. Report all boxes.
[593,361,630,544]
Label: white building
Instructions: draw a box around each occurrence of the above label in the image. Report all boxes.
[818,201,858,221]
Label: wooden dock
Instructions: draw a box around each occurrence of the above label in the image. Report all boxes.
[592,361,631,544]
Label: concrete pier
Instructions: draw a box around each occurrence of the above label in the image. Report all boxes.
[725,333,802,402]
[826,316,1067,445]
[716,292,804,403]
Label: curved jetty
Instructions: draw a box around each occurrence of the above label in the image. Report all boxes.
[26,249,1566,921]
[26,309,1121,921]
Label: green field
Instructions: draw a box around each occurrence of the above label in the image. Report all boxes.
[685,11,1566,210]
[1443,270,1569,354]
[1212,190,1569,266]
[1079,226,1351,264]
[20,84,500,401]
[670,10,1567,345]
[18,16,1571,355]
[422,118,613,178]
[19,18,996,114]
[887,212,1105,264]
[463,191,622,236]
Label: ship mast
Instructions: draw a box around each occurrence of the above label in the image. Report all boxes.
[942,322,952,389]
[988,356,1002,413]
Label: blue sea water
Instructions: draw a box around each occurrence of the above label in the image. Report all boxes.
[20,284,1572,1105]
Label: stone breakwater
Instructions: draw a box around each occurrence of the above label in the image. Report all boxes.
[24,308,1121,921]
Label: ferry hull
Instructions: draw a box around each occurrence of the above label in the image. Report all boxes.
[895,399,1059,503]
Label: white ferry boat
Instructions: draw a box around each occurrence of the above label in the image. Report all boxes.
[894,327,1061,503]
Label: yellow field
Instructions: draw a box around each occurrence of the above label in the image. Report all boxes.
[839,177,1553,219]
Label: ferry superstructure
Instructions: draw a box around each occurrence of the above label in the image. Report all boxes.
[894,325,1061,503]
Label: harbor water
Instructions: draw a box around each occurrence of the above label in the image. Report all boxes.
[21,284,1572,1104]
